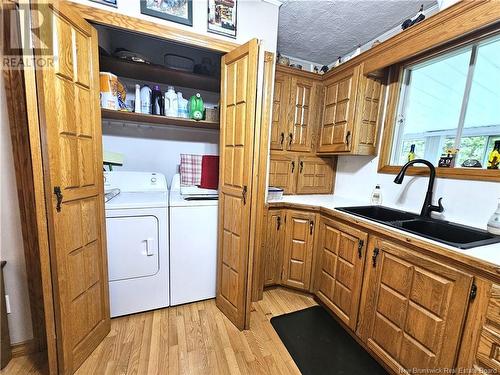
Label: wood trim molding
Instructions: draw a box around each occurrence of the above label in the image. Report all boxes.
[276,64,322,80]
[67,1,239,53]
[252,51,275,302]
[2,1,46,355]
[11,339,39,358]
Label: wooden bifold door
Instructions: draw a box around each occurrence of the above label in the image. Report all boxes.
[32,3,110,374]
[216,39,260,330]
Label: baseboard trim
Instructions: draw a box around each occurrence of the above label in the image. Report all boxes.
[11,338,38,358]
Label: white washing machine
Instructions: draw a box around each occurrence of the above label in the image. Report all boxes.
[169,174,218,306]
[104,171,169,317]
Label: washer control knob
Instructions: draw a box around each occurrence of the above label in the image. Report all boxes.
[151,177,157,183]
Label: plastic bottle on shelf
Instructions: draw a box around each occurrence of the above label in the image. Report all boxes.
[152,85,164,115]
[140,85,152,114]
[164,86,178,117]
[134,84,141,113]
[177,92,189,118]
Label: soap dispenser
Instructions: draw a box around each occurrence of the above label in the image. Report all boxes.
[371,184,383,205]
[487,198,500,235]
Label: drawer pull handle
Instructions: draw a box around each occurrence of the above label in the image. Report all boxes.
[358,239,364,259]
[372,247,380,267]
[277,216,281,230]
[280,132,285,146]
[345,130,351,145]
[309,220,314,235]
[299,161,304,173]
[291,161,295,173]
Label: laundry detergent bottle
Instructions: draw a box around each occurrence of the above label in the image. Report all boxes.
[164,86,178,117]
[177,92,189,118]
[189,93,204,121]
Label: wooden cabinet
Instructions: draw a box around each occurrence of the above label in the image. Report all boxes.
[361,237,473,373]
[268,154,335,195]
[295,156,335,194]
[263,209,286,286]
[270,71,290,151]
[318,64,385,155]
[314,217,367,331]
[282,210,317,291]
[270,66,320,153]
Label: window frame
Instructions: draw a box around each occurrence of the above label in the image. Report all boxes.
[378,27,500,182]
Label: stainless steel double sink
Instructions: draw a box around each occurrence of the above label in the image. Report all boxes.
[336,205,500,249]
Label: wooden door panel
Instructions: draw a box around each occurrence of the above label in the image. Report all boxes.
[365,239,473,373]
[268,154,297,194]
[315,218,367,330]
[270,72,289,151]
[35,4,110,373]
[288,77,316,152]
[263,210,284,286]
[318,67,359,153]
[296,156,334,194]
[216,39,259,330]
[282,211,315,290]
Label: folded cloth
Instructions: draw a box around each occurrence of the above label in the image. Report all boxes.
[180,154,202,186]
[199,155,219,190]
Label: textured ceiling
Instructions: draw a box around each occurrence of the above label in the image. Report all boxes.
[278,0,437,65]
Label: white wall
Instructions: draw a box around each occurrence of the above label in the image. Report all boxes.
[102,121,219,185]
[0,75,34,345]
[70,0,280,52]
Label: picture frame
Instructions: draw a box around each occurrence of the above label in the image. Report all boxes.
[141,0,193,27]
[208,0,237,39]
[90,0,117,7]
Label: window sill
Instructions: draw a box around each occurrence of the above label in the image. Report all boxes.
[378,165,500,182]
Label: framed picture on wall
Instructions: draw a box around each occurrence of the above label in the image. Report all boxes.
[140,0,193,26]
[90,0,117,7]
[208,0,237,38]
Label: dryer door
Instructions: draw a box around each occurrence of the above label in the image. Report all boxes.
[106,215,159,281]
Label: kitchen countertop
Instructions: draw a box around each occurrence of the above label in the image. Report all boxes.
[268,194,500,268]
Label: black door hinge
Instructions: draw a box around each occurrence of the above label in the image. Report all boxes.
[469,282,477,301]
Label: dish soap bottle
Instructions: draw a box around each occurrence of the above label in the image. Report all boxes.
[487,140,500,169]
[408,144,416,162]
[371,184,383,205]
[487,198,500,235]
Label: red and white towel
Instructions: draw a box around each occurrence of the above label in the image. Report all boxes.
[180,154,219,189]
[180,154,202,186]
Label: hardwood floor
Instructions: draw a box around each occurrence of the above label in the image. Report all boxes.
[1,288,316,374]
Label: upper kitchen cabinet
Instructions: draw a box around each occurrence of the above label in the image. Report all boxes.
[318,64,385,155]
[271,65,321,153]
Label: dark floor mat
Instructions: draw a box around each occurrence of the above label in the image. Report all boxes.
[271,305,388,375]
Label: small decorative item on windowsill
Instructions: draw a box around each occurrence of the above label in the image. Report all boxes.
[438,148,459,168]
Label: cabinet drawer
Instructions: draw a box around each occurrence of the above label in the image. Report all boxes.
[477,327,500,371]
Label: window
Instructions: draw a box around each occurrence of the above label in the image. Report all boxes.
[389,33,500,169]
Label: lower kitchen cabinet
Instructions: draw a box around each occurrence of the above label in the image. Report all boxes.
[263,209,285,286]
[361,237,473,373]
[314,216,367,331]
[282,210,317,290]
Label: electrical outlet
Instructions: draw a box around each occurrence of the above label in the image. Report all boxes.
[5,295,11,314]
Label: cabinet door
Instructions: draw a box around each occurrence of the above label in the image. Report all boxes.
[270,72,289,151]
[314,218,367,331]
[296,156,335,194]
[268,154,297,194]
[363,238,473,373]
[287,77,317,152]
[355,75,384,155]
[318,66,359,153]
[282,210,316,290]
[263,210,285,286]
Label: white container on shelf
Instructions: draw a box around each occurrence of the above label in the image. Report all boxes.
[134,84,141,113]
[164,86,178,117]
[268,187,284,200]
[177,92,189,118]
[140,85,152,114]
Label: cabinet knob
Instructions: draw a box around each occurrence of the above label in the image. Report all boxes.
[345,130,351,145]
[309,220,314,235]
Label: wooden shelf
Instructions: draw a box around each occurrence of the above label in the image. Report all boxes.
[99,55,220,93]
[101,109,219,130]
